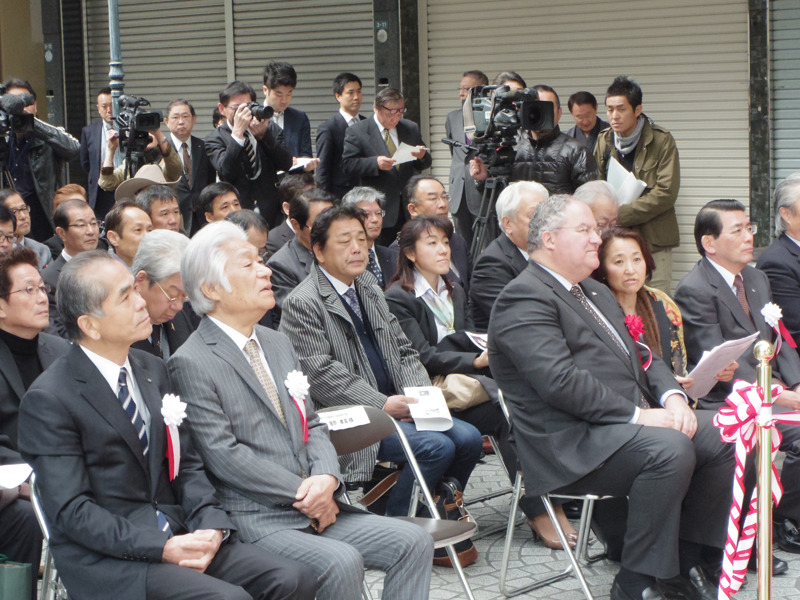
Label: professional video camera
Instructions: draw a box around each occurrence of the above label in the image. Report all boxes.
[245,102,274,121]
[115,94,162,159]
[0,85,35,136]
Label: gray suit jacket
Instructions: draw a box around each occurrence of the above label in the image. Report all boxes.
[168,318,348,541]
[266,237,313,312]
[445,108,481,216]
[675,258,800,407]
[279,264,430,481]
[488,262,679,496]
[20,237,52,269]
[469,233,528,331]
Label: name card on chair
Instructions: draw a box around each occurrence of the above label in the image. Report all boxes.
[318,406,370,431]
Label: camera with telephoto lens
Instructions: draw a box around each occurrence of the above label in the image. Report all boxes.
[245,102,274,121]
[465,85,555,177]
[114,94,163,156]
[0,85,35,136]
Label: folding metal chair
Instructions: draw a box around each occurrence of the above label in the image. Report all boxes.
[29,473,68,600]
[320,405,478,600]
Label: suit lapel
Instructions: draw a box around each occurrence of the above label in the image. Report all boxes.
[741,268,771,337]
[37,335,66,370]
[0,338,25,401]
[700,259,755,332]
[316,266,359,332]
[500,234,528,275]
[130,352,165,492]
[255,328,303,448]
[366,119,390,156]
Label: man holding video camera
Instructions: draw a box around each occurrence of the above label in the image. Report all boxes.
[205,81,292,228]
[0,79,80,242]
[469,84,596,195]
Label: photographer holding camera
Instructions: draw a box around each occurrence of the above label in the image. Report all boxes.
[469,84,596,196]
[0,79,80,242]
[205,80,292,228]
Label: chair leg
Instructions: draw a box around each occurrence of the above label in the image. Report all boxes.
[575,497,607,565]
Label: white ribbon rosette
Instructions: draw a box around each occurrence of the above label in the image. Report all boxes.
[284,371,310,442]
[161,394,187,480]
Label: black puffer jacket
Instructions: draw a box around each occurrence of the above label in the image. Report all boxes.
[511,126,597,194]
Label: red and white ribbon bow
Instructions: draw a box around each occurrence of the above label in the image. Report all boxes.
[712,380,800,598]
[161,394,187,481]
[285,370,310,443]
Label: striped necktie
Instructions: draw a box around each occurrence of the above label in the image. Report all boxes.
[244,340,287,426]
[118,368,148,454]
[242,135,258,179]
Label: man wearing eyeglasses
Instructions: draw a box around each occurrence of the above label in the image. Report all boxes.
[676,199,800,571]
[0,246,71,599]
[0,189,52,268]
[131,229,195,361]
[341,88,431,245]
[41,198,100,337]
[0,203,16,256]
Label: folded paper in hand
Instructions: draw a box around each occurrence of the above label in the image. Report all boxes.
[607,157,647,205]
[686,332,759,399]
[392,142,424,165]
[404,386,454,432]
[0,463,32,490]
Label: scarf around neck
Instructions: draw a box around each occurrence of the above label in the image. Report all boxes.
[614,115,645,156]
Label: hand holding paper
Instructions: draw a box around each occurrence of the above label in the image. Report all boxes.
[392,142,427,165]
[404,386,453,432]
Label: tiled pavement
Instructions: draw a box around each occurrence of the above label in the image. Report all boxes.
[365,451,799,599]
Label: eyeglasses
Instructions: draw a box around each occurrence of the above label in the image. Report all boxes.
[66,220,100,230]
[726,224,758,236]
[553,225,603,236]
[155,280,188,304]
[7,283,50,297]
[362,209,386,218]
[379,105,407,116]
[457,86,473,93]
[8,205,30,216]
[0,234,15,244]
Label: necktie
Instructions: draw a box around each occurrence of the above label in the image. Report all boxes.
[151,324,162,357]
[570,285,648,409]
[343,288,364,324]
[242,135,258,179]
[181,142,192,181]
[244,340,287,426]
[118,368,148,454]
[383,128,397,156]
[367,249,384,288]
[733,275,755,326]
[349,117,358,127]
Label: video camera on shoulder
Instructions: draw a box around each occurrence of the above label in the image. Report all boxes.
[0,85,35,135]
[114,94,162,156]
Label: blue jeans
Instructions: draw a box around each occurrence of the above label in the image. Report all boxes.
[376,417,483,517]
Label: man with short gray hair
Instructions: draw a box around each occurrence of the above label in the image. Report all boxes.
[340,186,397,288]
[573,180,619,233]
[469,181,548,330]
[490,194,732,600]
[757,173,800,356]
[131,229,194,360]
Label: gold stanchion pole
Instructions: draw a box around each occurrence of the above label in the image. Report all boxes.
[754,340,774,600]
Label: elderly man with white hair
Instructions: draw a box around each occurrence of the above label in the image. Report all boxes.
[469,181,548,331]
[573,179,620,233]
[340,186,398,288]
[131,229,195,360]
[168,221,434,600]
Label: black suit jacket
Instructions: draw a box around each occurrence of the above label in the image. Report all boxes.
[276,106,312,158]
[265,220,295,259]
[384,281,481,376]
[205,123,292,227]
[469,233,528,331]
[17,346,233,600]
[488,262,680,496]
[0,332,70,448]
[374,243,398,289]
[675,258,800,407]
[445,108,481,216]
[42,255,67,338]
[341,118,432,228]
[315,113,365,197]
[130,308,195,359]
[171,135,216,236]
[757,233,800,356]
[266,237,314,319]
[79,120,117,215]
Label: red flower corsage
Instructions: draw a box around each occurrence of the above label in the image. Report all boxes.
[624,314,644,341]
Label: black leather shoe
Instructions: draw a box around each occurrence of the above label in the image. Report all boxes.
[658,567,717,600]
[775,518,800,554]
[611,580,667,600]
[747,552,788,576]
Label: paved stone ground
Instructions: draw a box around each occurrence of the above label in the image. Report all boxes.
[365,451,799,599]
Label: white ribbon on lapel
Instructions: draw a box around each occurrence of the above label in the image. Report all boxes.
[161,394,187,480]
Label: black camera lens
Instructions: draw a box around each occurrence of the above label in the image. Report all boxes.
[247,103,274,121]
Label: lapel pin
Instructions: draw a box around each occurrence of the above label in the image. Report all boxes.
[591,291,597,296]
[147,378,152,383]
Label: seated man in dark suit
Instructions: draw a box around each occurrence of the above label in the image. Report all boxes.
[200,181,242,225]
[341,88,432,244]
[265,172,314,259]
[340,186,398,289]
[205,81,293,227]
[316,72,365,198]
[756,174,800,357]
[131,229,195,361]
[490,194,733,600]
[469,181,548,330]
[0,247,71,599]
[675,198,800,557]
[280,205,482,520]
[266,188,334,321]
[169,221,432,599]
[1,189,52,268]
[42,199,100,337]
[18,250,316,600]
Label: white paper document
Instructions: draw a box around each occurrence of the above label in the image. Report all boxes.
[404,386,454,432]
[0,463,32,490]
[318,406,370,431]
[607,157,647,205]
[465,331,488,351]
[686,332,760,400]
[392,142,425,165]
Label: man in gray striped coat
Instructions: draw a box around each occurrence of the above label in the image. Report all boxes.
[169,221,433,600]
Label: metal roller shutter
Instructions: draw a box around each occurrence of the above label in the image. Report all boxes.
[422,0,750,286]
[231,0,376,153]
[84,0,228,139]
[771,0,800,189]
